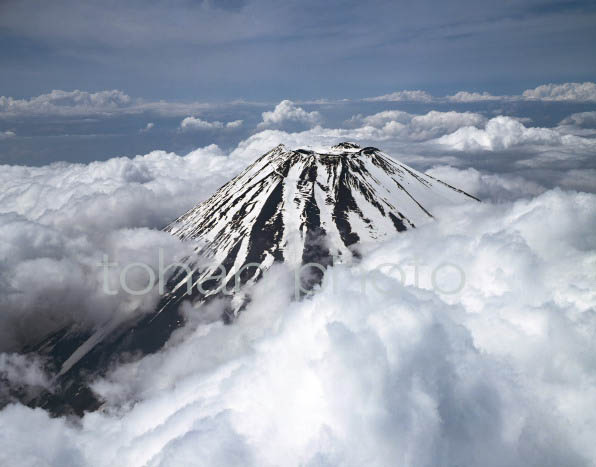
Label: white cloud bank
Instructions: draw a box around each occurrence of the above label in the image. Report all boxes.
[446,91,501,102]
[523,82,596,102]
[0,90,133,117]
[367,82,596,103]
[1,187,595,466]
[1,82,595,123]
[0,89,216,118]
[560,111,596,127]
[213,113,596,194]
[0,145,259,350]
[352,110,486,141]
[435,115,596,151]
[1,113,596,465]
[0,353,51,389]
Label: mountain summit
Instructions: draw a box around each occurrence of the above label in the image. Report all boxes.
[12,142,477,416]
[161,142,477,317]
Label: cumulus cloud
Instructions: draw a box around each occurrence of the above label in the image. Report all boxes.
[1,188,595,466]
[180,116,223,131]
[0,213,193,351]
[426,165,546,201]
[0,353,52,403]
[355,110,410,127]
[446,91,502,102]
[557,169,596,193]
[219,116,596,195]
[1,110,596,465]
[0,116,548,349]
[522,82,596,102]
[556,112,596,138]
[257,100,321,129]
[0,145,258,350]
[349,110,486,141]
[364,82,596,104]
[2,82,595,126]
[409,111,486,134]
[180,116,243,131]
[447,82,596,103]
[559,111,596,128]
[0,353,51,388]
[435,116,595,151]
[364,89,433,102]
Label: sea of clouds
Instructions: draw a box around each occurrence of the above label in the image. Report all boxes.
[0,98,595,466]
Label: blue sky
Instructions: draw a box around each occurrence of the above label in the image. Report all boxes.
[1,0,595,100]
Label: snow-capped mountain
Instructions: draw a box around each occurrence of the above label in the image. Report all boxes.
[161,142,477,317]
[9,142,477,416]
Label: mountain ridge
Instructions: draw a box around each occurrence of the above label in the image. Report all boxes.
[7,141,478,416]
[161,142,477,318]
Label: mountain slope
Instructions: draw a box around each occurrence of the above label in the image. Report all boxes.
[161,142,477,317]
[11,142,477,416]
